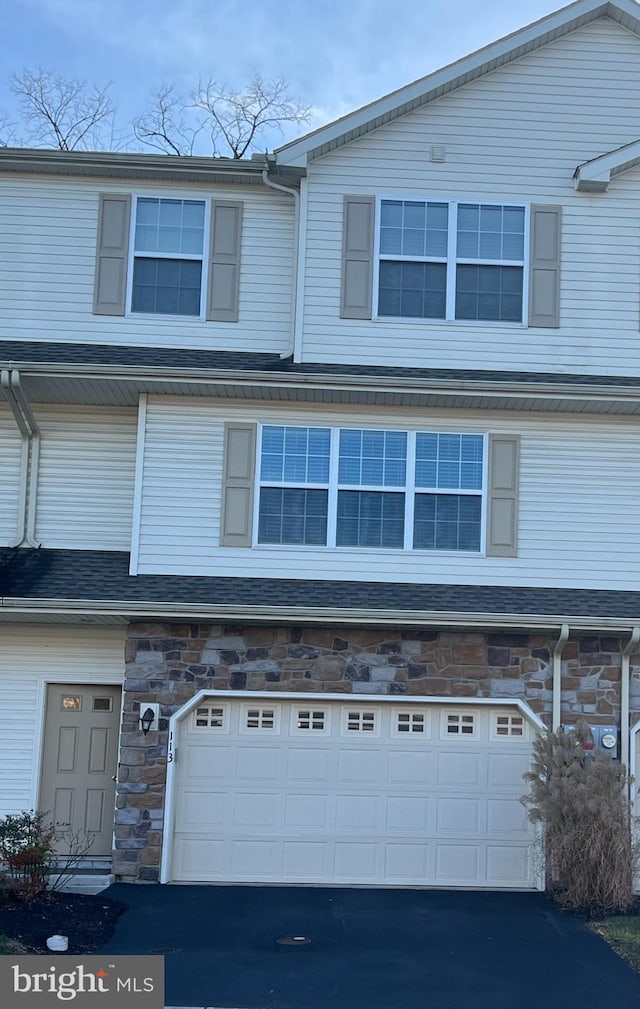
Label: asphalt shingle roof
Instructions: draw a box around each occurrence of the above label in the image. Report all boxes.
[2,340,640,388]
[1,548,640,621]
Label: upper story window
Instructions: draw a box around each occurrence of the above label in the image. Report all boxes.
[93,192,243,322]
[256,425,485,552]
[377,200,526,323]
[131,197,207,317]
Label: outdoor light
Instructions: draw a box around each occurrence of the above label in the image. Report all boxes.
[140,706,156,735]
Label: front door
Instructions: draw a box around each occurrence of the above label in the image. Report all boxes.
[39,684,121,857]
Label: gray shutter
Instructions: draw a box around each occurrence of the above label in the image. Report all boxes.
[528,205,561,328]
[487,434,520,557]
[220,423,256,547]
[93,194,131,316]
[207,200,242,322]
[340,196,374,319]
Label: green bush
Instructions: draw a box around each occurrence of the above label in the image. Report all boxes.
[522,723,637,913]
[0,810,57,900]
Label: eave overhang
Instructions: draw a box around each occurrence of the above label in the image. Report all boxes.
[3,355,640,416]
[574,137,640,190]
[2,596,639,633]
[0,148,305,189]
[275,0,640,166]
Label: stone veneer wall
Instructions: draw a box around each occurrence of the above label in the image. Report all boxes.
[115,622,635,881]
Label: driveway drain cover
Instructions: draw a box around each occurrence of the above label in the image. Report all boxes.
[276,935,311,946]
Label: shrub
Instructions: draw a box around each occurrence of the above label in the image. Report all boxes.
[522,723,637,913]
[0,810,57,899]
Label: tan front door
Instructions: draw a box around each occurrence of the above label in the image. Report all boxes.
[40,684,121,857]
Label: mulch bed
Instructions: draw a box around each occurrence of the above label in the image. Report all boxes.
[0,892,126,954]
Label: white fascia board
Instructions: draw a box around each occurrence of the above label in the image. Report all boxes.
[575,137,640,190]
[2,597,640,631]
[276,0,630,167]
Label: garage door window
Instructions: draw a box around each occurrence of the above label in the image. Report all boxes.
[443,712,476,737]
[292,708,329,733]
[193,704,228,729]
[343,710,378,734]
[393,710,428,735]
[241,706,279,731]
[492,713,525,739]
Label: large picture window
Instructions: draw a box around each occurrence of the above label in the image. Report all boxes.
[257,425,485,552]
[377,199,526,323]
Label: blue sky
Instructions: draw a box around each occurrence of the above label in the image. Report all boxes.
[1,0,567,152]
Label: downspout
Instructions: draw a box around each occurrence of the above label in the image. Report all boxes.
[261,162,300,361]
[552,623,569,731]
[1,369,40,548]
[621,626,640,772]
[2,370,29,547]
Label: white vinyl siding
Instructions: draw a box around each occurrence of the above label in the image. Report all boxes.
[0,626,125,818]
[0,406,23,546]
[301,19,640,375]
[134,397,640,591]
[34,407,137,549]
[0,179,294,354]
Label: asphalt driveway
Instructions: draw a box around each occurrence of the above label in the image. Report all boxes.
[99,885,640,1009]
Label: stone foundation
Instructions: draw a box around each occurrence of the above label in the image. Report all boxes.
[114,622,639,881]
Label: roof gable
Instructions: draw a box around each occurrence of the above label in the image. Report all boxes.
[275,0,640,166]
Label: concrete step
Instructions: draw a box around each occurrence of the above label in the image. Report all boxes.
[50,873,115,895]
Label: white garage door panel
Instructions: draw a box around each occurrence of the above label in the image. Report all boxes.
[171,700,537,888]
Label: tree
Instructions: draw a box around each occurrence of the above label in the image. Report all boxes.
[132,83,202,156]
[0,69,310,158]
[134,74,312,158]
[8,69,117,151]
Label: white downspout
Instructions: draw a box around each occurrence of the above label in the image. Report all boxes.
[621,626,640,772]
[261,164,300,360]
[2,369,29,547]
[1,369,40,548]
[552,623,569,731]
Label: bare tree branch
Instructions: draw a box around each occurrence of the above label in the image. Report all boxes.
[0,111,17,148]
[192,74,312,158]
[132,84,204,156]
[10,69,116,151]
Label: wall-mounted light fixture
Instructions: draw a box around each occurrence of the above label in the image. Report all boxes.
[139,703,160,735]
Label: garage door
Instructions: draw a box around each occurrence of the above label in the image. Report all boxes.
[170,698,538,888]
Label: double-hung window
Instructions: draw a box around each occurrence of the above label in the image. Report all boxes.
[377,199,526,323]
[256,425,485,552]
[131,197,207,316]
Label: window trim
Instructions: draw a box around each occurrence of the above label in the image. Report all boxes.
[253,423,488,555]
[125,191,211,321]
[373,195,530,326]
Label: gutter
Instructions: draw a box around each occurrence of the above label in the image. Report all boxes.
[2,597,640,632]
[621,627,640,770]
[6,357,640,406]
[0,147,305,188]
[1,369,40,547]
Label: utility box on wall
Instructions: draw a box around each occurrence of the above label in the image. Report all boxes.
[565,723,618,759]
[590,725,618,758]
